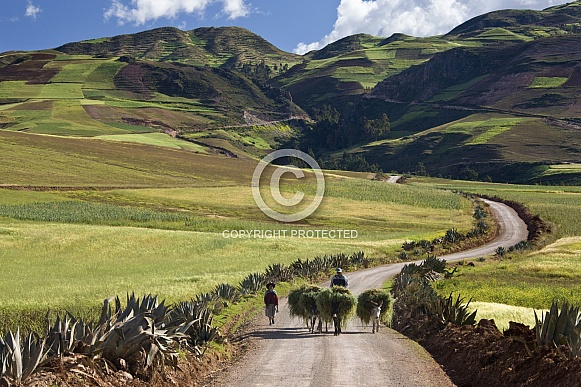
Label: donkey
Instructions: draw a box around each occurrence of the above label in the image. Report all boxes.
[310,304,322,334]
[331,302,341,336]
[371,300,383,334]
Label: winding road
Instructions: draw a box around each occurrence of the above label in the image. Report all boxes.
[209,199,528,386]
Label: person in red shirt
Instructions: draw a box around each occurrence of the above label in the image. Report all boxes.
[264,282,279,325]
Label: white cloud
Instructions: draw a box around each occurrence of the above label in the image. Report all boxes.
[222,0,249,19]
[104,0,249,25]
[25,1,41,20]
[294,0,570,54]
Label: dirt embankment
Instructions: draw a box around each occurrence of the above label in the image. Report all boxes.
[396,316,581,387]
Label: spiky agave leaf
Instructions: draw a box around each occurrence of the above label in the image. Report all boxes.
[169,300,219,350]
[213,283,240,302]
[239,272,266,295]
[0,329,46,383]
[535,300,581,357]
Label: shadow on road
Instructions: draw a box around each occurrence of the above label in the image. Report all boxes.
[238,326,371,340]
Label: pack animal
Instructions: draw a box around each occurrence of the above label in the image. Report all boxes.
[371,300,383,334]
[310,304,322,334]
[331,302,341,336]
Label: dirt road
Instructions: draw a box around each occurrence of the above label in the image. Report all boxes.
[209,200,528,386]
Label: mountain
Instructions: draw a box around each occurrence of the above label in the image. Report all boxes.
[348,2,581,183]
[2,3,581,183]
[0,27,307,159]
[57,26,301,68]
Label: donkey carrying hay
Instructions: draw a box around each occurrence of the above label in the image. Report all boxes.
[356,288,391,333]
[316,287,356,336]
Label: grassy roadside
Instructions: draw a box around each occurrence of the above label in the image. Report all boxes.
[405,177,581,326]
[433,238,581,309]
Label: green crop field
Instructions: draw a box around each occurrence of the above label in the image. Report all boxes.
[529,76,569,88]
[0,81,42,99]
[471,27,534,41]
[0,138,479,330]
[39,83,84,99]
[441,117,526,139]
[434,237,581,309]
[97,133,209,152]
[47,60,105,83]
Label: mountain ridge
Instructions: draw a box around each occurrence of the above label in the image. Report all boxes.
[2,3,581,183]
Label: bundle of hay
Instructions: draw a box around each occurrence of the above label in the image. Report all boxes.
[288,287,306,319]
[299,285,322,317]
[288,285,322,321]
[315,287,357,326]
[356,288,392,325]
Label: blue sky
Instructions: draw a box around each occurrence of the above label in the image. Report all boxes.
[0,0,573,54]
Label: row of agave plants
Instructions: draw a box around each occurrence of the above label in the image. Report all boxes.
[392,256,581,359]
[0,251,368,384]
[0,294,219,383]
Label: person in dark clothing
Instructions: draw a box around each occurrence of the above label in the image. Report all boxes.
[264,282,279,325]
[330,268,349,288]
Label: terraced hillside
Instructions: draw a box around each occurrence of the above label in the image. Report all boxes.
[0,28,306,159]
[329,2,581,183]
[2,2,581,182]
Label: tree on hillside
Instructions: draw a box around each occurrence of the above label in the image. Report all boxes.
[363,113,390,141]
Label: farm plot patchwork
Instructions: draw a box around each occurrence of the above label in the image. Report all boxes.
[440,116,528,145]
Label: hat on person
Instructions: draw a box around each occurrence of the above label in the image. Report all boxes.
[336,268,342,273]
[266,282,276,288]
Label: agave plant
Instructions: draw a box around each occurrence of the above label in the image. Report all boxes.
[195,292,217,304]
[0,329,47,383]
[170,301,219,355]
[98,313,183,372]
[473,206,487,220]
[213,283,241,303]
[429,293,477,326]
[444,228,462,244]
[535,300,581,357]
[421,255,447,273]
[239,272,266,294]
[265,263,294,283]
[46,313,92,357]
[350,251,365,265]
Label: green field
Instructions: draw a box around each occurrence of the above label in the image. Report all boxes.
[529,76,568,88]
[441,117,528,145]
[410,177,581,321]
[0,134,481,330]
[434,237,581,309]
[96,133,209,152]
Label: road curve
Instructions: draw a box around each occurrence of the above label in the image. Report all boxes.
[209,200,528,387]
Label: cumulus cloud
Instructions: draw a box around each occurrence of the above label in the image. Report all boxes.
[105,0,250,25]
[25,1,41,20]
[294,0,570,54]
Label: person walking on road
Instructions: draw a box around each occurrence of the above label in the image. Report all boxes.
[264,282,279,325]
[330,268,349,288]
